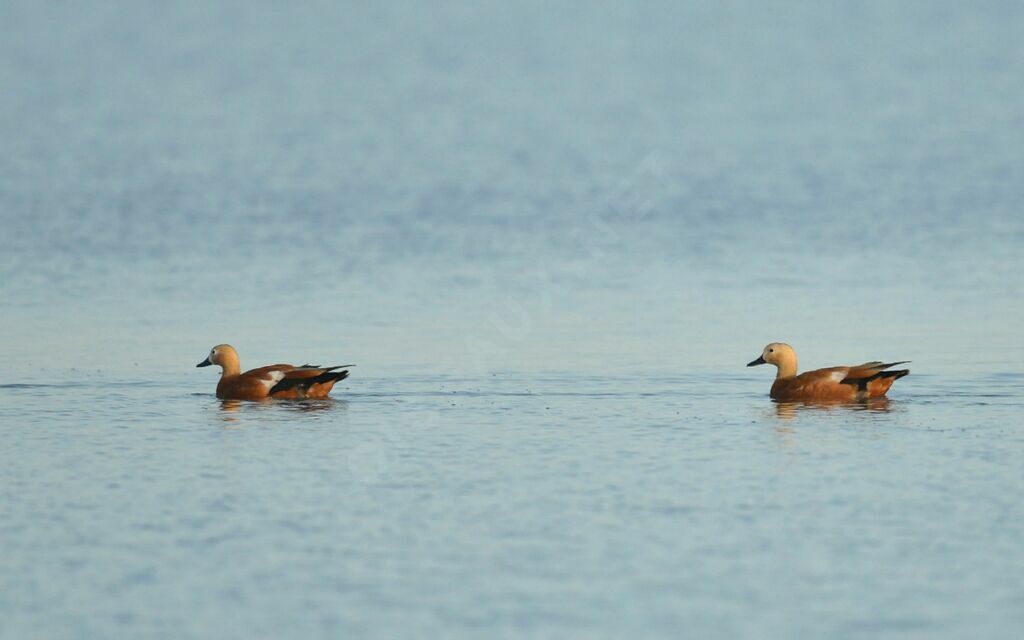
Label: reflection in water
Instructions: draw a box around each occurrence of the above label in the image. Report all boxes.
[218,399,243,424]
[219,399,243,412]
[277,399,345,414]
[773,396,893,420]
[770,397,898,448]
[216,398,346,424]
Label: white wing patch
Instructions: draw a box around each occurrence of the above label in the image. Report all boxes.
[260,370,287,390]
[829,370,847,383]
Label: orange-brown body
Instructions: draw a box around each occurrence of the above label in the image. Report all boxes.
[198,345,350,401]
[769,366,903,402]
[749,343,908,402]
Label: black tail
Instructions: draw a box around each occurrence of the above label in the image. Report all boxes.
[269,369,350,395]
[880,369,910,380]
[862,368,910,388]
[847,368,910,391]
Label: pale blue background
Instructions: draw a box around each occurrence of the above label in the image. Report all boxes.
[1,1,1023,638]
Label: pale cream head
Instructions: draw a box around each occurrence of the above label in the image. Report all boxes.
[747,342,798,378]
[196,344,240,372]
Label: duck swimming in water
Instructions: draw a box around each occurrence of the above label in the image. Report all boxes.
[747,342,908,402]
[197,344,351,400]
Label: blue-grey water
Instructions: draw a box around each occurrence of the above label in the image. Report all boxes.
[2,1,1023,638]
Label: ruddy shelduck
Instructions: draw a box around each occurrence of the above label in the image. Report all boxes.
[747,342,909,402]
[196,344,351,400]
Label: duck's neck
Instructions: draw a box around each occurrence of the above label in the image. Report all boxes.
[775,356,798,379]
[219,355,241,378]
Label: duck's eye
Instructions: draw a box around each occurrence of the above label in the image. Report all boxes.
[768,348,774,353]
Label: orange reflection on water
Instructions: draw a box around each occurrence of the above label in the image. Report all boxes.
[773,396,893,420]
[217,397,342,425]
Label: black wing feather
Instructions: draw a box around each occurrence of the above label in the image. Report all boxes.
[269,369,350,394]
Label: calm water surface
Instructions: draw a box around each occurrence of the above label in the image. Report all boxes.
[2,373,1023,639]
[2,1,1023,638]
